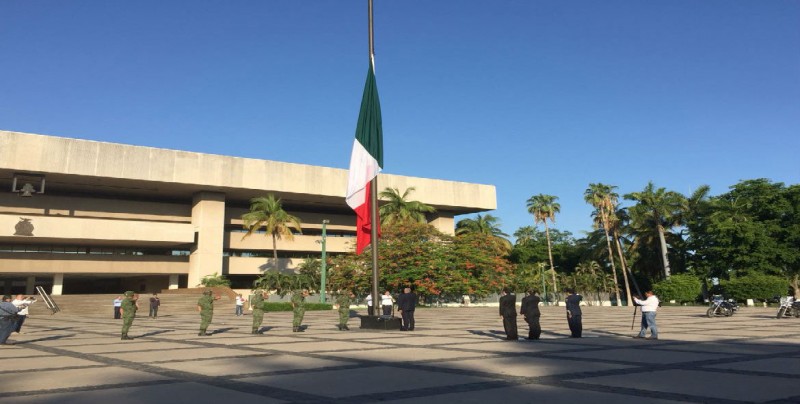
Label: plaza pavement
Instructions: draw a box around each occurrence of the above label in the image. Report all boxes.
[2,305,800,403]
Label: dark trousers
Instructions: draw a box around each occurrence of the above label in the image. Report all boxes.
[149,307,158,318]
[382,305,392,316]
[502,314,518,339]
[114,306,121,319]
[401,310,415,330]
[525,314,541,339]
[567,314,582,337]
[15,315,26,333]
[367,306,374,316]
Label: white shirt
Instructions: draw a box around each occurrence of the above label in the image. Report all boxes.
[634,295,659,312]
[235,296,244,306]
[12,298,33,315]
[381,295,394,306]
[366,294,373,307]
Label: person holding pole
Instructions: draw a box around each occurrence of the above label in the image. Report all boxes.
[499,288,518,341]
[633,290,659,340]
[520,290,542,340]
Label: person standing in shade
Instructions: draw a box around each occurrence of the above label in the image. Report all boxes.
[120,291,138,340]
[251,290,269,334]
[336,291,354,331]
[380,290,394,316]
[197,290,219,336]
[0,295,21,345]
[149,293,160,318]
[520,290,542,340]
[499,288,518,340]
[633,290,659,340]
[397,287,417,331]
[291,289,308,332]
[565,288,583,338]
[235,294,245,316]
[113,295,123,319]
[366,293,374,316]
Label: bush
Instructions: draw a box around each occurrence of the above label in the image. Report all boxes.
[721,274,787,302]
[261,302,332,312]
[653,274,702,303]
[199,272,231,287]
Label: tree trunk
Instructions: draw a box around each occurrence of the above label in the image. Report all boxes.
[657,224,671,279]
[272,233,278,261]
[601,207,621,306]
[614,230,633,306]
[544,221,558,295]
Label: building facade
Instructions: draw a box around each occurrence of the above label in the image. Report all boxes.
[0,131,496,295]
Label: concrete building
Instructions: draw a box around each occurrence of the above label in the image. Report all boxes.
[0,130,496,295]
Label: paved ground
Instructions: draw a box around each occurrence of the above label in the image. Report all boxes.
[3,305,800,403]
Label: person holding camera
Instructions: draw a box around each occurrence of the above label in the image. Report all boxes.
[633,290,659,340]
[12,295,35,334]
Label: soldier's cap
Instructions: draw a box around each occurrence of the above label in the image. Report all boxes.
[203,290,213,295]
[124,291,135,297]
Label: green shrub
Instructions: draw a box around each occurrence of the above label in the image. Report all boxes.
[652,274,702,303]
[721,274,787,302]
[199,272,231,287]
[262,302,332,312]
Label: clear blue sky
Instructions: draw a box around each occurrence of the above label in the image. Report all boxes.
[2,1,798,239]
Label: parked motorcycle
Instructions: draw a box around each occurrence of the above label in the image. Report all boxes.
[706,295,738,317]
[776,296,800,318]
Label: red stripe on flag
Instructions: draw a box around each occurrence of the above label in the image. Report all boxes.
[355,182,380,254]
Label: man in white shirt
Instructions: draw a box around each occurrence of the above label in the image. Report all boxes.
[633,290,659,340]
[12,295,34,334]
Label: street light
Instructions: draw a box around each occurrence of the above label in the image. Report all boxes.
[319,220,329,303]
[540,262,548,306]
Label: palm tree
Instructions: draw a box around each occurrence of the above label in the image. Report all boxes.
[624,182,687,279]
[526,194,561,293]
[584,183,622,305]
[455,214,512,252]
[608,207,633,306]
[378,187,436,226]
[242,195,303,261]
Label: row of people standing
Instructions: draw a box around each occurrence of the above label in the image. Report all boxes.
[501,288,659,340]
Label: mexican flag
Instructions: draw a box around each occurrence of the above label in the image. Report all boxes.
[346,61,384,254]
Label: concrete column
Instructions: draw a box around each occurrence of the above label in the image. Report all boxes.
[169,274,179,290]
[25,276,35,295]
[428,214,455,236]
[188,192,226,288]
[52,273,64,295]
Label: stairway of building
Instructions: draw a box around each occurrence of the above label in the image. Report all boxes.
[27,292,235,317]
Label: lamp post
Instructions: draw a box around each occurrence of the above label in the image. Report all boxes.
[319,220,329,303]
[540,262,548,306]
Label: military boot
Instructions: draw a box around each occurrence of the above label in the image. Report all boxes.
[343,325,350,331]
[121,333,134,340]
[337,325,343,331]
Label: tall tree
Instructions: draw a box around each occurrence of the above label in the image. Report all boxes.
[455,214,512,253]
[378,187,436,226]
[585,183,622,305]
[242,195,303,261]
[624,182,687,279]
[527,194,561,293]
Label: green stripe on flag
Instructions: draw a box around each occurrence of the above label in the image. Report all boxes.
[355,63,383,168]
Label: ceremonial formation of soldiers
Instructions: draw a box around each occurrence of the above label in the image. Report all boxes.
[108,287,659,342]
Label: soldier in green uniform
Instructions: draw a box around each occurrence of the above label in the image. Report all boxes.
[251,290,270,334]
[120,291,138,340]
[196,290,219,336]
[336,291,355,331]
[291,289,309,332]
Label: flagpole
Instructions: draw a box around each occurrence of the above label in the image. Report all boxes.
[368,0,380,317]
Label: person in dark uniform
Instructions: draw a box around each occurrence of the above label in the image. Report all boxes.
[149,293,160,318]
[520,290,542,340]
[499,288,518,340]
[397,287,417,331]
[565,288,583,338]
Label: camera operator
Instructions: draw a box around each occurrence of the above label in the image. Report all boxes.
[633,290,659,340]
[0,295,22,345]
[12,294,35,334]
